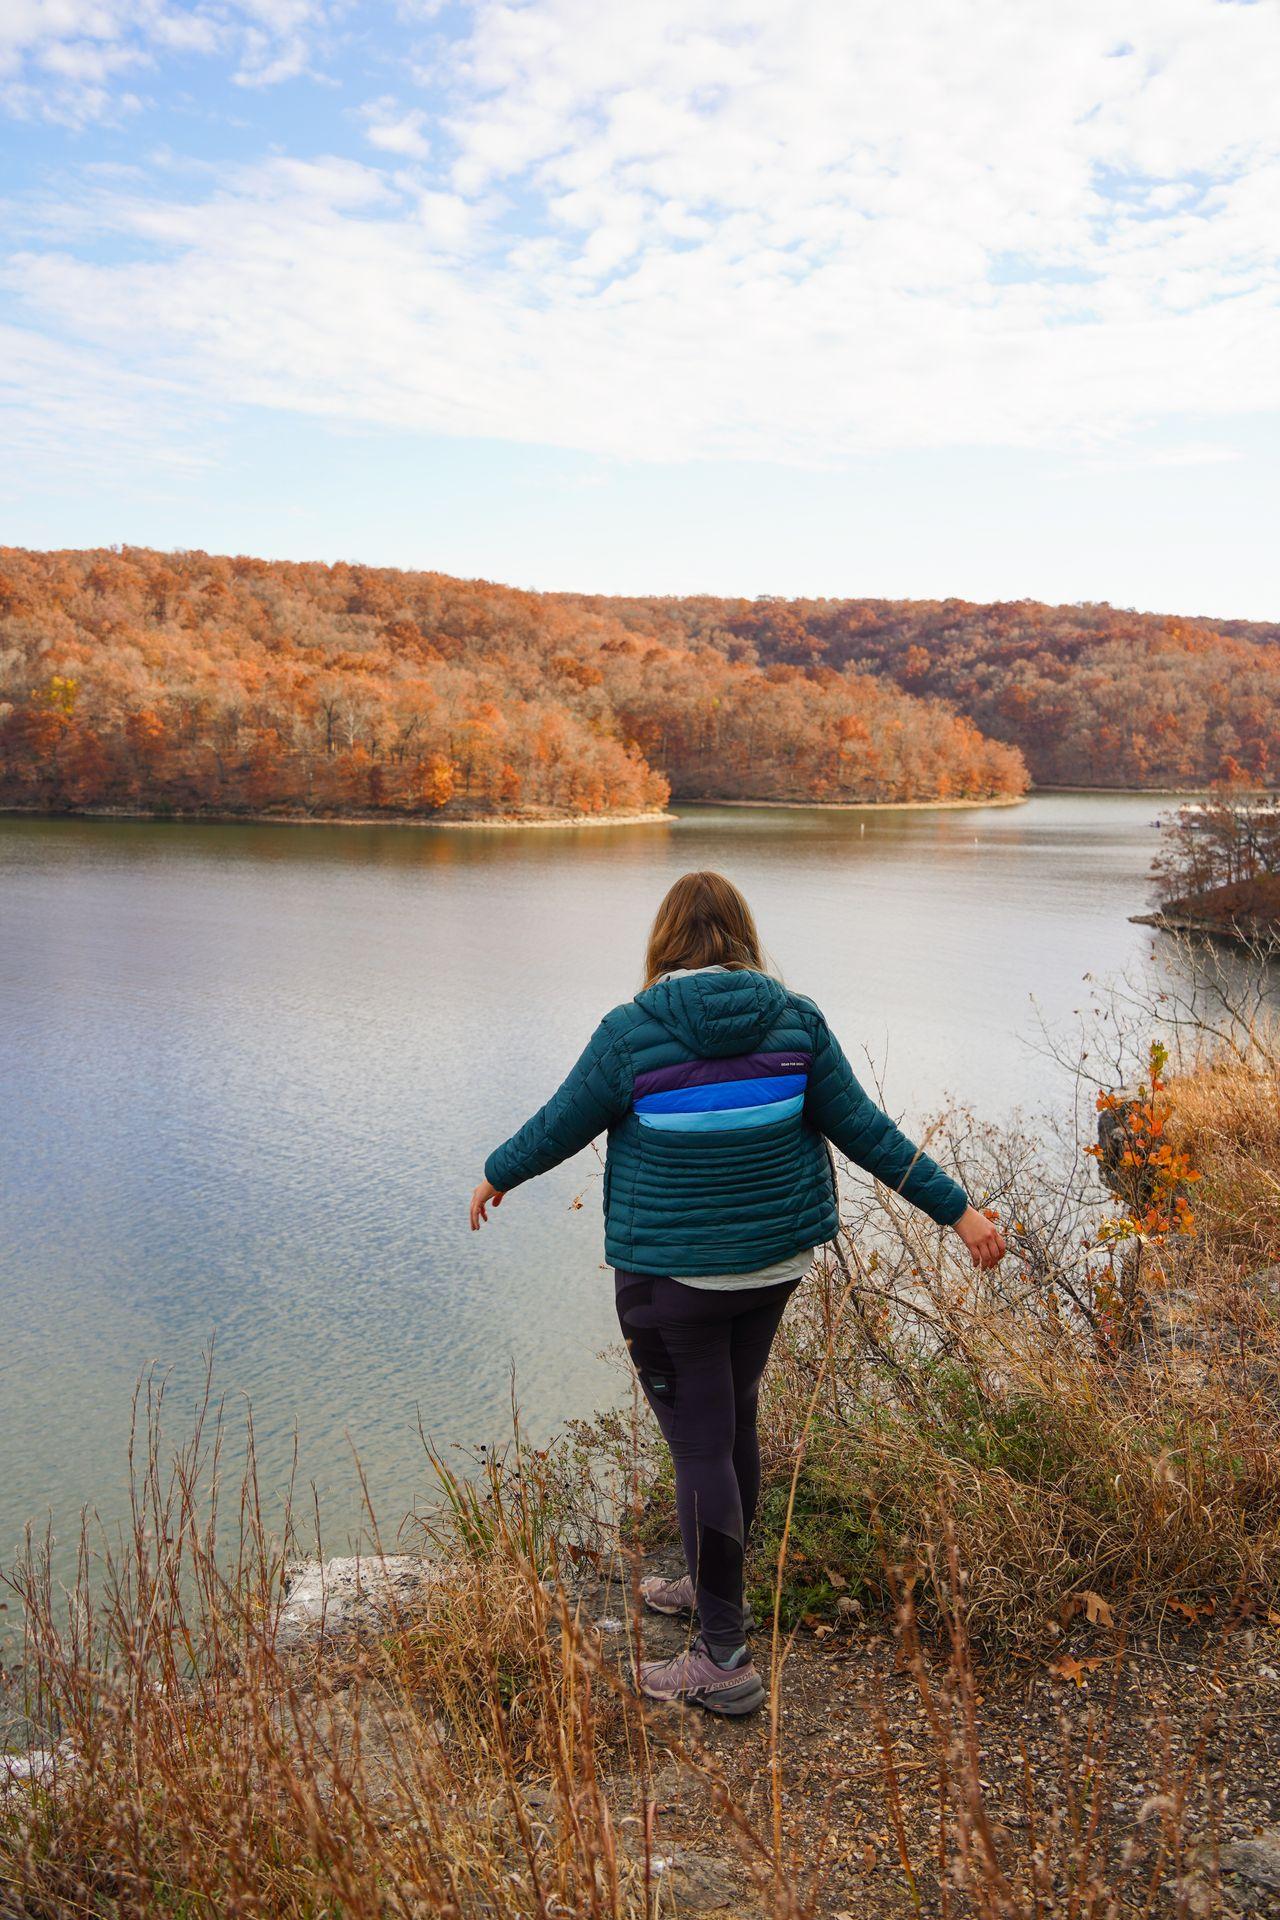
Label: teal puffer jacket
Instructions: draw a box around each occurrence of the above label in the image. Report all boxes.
[484,968,968,1277]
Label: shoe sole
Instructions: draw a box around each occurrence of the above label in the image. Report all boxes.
[639,1674,767,1717]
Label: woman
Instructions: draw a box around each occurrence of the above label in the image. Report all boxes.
[470,871,1004,1717]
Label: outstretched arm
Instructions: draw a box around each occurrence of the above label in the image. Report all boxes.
[470,1020,630,1230]
[806,1010,1005,1266]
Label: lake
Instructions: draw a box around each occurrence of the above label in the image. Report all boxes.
[0,793,1173,1568]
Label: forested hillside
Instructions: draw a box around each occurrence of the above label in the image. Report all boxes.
[0,549,1025,822]
[566,594,1280,789]
[7,551,1269,825]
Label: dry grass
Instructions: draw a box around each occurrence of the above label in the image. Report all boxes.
[4,1369,1264,1920]
[1,1377,797,1920]
[1164,1061,1280,1267]
[737,1210,1280,1646]
[590,1046,1280,1650]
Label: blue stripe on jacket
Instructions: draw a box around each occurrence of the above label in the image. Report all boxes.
[637,1093,805,1132]
[635,1072,807,1115]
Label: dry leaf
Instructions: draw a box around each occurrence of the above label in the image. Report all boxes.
[1081,1590,1115,1629]
[1048,1653,1105,1687]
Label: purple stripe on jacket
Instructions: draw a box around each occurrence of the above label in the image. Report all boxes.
[632,1050,813,1100]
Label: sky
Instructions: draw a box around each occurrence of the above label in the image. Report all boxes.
[2,0,1278,618]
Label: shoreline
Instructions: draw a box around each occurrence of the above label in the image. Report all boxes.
[1,787,1212,834]
[0,803,677,834]
[1131,908,1277,948]
[0,794,1030,833]
[431,808,672,831]
[679,791,1028,813]
[1032,784,1212,798]
[7,1050,1280,1915]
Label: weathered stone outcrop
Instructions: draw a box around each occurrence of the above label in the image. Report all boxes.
[0,1741,76,1794]
[276,1553,446,1649]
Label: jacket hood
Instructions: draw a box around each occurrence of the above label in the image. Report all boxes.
[634,967,789,1059]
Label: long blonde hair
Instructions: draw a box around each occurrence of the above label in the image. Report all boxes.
[642,871,767,989]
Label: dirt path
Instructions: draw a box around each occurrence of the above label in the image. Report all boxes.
[583,1554,1280,1917]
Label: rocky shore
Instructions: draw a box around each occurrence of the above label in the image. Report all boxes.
[1133,873,1280,948]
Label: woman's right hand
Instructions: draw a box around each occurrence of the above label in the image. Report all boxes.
[469,1178,505,1231]
[953,1205,1006,1269]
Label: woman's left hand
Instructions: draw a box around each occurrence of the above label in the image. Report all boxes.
[953,1205,1006,1269]
[469,1178,505,1231]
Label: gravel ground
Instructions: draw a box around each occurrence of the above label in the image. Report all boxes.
[584,1554,1280,1918]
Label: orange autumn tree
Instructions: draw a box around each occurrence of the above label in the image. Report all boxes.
[0,546,1030,823]
[1087,1041,1201,1350]
[566,590,1280,790]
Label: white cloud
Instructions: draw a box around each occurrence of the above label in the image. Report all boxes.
[0,0,328,119]
[4,0,1280,469]
[0,321,213,477]
[361,96,431,161]
[1073,440,1243,474]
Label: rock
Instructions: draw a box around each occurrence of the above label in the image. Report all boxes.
[469,1786,537,1826]
[1141,1285,1219,1351]
[1220,1828,1280,1895]
[1096,1087,1197,1220]
[276,1554,445,1650]
[463,1783,561,1847]
[1107,1235,1201,1360]
[0,1740,77,1793]
[303,1688,441,1813]
[1111,1242,1280,1390]
[642,1760,688,1813]
[649,1846,739,1912]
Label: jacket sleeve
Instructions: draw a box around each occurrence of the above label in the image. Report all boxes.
[484,1020,631,1193]
[804,1009,969,1227]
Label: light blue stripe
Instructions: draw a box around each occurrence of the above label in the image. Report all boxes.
[636,1074,806,1115]
[637,1094,804,1132]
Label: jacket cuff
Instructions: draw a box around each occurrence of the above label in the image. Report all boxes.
[484,1148,517,1191]
[932,1184,970,1227]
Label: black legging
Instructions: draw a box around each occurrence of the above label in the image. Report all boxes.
[614,1269,800,1657]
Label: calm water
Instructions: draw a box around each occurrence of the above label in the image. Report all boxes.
[0,794,1169,1567]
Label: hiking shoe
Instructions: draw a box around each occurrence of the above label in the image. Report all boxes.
[637,1640,765,1717]
[639,1572,756,1632]
[639,1571,697,1617]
